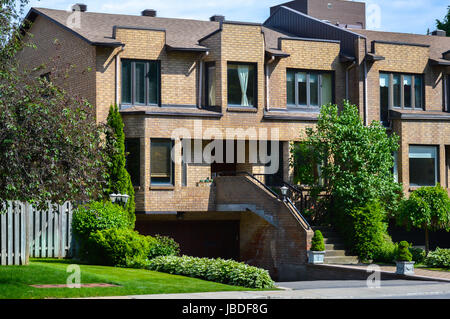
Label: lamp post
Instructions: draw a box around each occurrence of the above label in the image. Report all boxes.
[280,186,289,202]
[109,193,129,207]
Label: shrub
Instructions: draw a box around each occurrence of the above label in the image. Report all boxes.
[310,230,325,251]
[373,235,398,264]
[148,235,180,259]
[425,248,450,268]
[86,228,153,266]
[72,201,131,240]
[146,256,275,289]
[396,241,413,262]
[344,201,388,261]
[409,247,426,264]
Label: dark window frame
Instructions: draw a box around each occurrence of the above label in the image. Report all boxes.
[121,59,161,107]
[379,71,425,110]
[286,68,335,109]
[445,74,450,113]
[150,139,174,187]
[408,144,439,187]
[204,61,217,107]
[124,138,141,187]
[227,61,258,108]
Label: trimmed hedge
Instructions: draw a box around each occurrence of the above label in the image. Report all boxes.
[425,248,450,268]
[72,201,131,239]
[148,235,180,259]
[310,230,325,251]
[86,228,153,266]
[145,256,275,289]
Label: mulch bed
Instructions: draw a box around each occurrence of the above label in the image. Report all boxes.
[30,283,119,288]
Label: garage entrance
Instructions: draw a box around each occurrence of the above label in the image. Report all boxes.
[136,220,240,260]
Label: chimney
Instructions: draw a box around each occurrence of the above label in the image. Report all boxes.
[142,9,157,17]
[431,29,446,37]
[210,15,225,23]
[72,3,87,12]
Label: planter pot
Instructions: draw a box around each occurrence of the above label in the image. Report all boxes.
[308,251,326,264]
[396,261,415,275]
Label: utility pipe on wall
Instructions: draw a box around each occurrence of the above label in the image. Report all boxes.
[266,55,275,111]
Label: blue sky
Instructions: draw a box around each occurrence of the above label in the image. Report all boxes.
[24,0,448,35]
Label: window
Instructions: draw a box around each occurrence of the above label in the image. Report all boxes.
[380,72,424,110]
[122,60,160,106]
[151,139,174,186]
[445,75,450,113]
[380,73,390,125]
[205,62,216,107]
[124,138,141,187]
[286,70,333,108]
[227,63,256,107]
[409,145,438,187]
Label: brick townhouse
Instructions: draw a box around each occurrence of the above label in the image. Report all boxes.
[17,0,450,279]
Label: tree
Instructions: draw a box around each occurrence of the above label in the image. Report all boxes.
[292,102,404,259]
[105,105,136,227]
[436,6,450,36]
[0,0,111,208]
[396,184,450,255]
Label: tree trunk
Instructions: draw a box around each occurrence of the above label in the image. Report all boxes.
[425,228,430,256]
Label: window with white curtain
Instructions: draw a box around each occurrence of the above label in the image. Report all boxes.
[205,62,216,107]
[227,63,256,107]
[286,69,333,108]
[409,145,438,187]
[380,72,424,110]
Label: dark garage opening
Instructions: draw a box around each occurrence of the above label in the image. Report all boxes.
[136,220,240,260]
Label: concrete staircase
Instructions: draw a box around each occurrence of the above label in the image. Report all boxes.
[313,226,359,265]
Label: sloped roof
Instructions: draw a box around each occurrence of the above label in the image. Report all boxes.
[26,8,221,50]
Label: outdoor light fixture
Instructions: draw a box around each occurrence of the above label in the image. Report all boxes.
[109,193,130,206]
[280,186,289,201]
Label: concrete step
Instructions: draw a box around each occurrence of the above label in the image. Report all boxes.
[323,237,345,245]
[324,256,359,265]
[325,250,350,257]
[325,243,346,251]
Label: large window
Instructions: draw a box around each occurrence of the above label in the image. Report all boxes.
[380,72,424,110]
[151,139,174,186]
[446,75,450,113]
[227,63,256,107]
[122,60,160,106]
[124,138,141,187]
[409,145,438,187]
[286,70,333,108]
[205,62,216,107]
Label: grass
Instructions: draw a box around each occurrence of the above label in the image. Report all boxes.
[0,259,264,299]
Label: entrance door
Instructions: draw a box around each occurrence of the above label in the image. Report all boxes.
[211,140,237,176]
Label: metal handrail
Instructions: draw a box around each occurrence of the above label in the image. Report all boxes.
[286,197,311,230]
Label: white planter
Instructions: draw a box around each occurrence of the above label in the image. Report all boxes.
[308,251,326,264]
[396,261,415,275]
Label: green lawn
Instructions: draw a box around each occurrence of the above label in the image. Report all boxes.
[0,259,262,299]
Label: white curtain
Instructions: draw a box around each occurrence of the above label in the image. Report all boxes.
[237,65,249,106]
[208,67,216,106]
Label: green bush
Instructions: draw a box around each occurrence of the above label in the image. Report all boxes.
[310,230,325,251]
[373,236,397,264]
[148,235,180,259]
[146,256,275,289]
[72,201,131,240]
[409,247,426,264]
[343,201,388,261]
[86,228,153,266]
[425,248,450,268]
[396,241,413,262]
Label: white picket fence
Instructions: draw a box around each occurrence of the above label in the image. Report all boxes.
[0,201,74,265]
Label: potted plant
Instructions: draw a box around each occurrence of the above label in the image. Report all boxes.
[395,241,415,275]
[308,230,326,264]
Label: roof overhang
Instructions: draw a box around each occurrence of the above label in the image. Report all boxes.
[429,58,450,67]
[165,45,209,53]
[366,53,385,62]
[339,53,356,63]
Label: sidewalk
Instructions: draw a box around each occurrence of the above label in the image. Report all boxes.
[81,281,450,299]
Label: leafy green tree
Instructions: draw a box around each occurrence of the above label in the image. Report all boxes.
[292,102,403,259]
[436,6,450,36]
[0,0,110,208]
[396,184,450,255]
[105,105,136,226]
